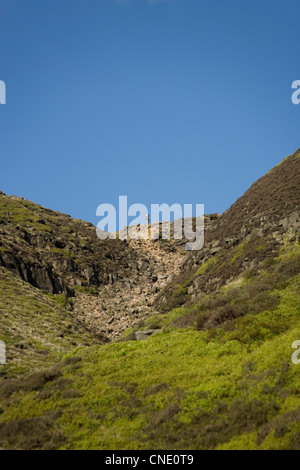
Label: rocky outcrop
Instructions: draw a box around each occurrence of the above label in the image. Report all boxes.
[73,222,189,339]
[135,329,162,340]
[0,193,157,296]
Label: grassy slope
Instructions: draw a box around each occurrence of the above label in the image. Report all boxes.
[0,242,299,450]
[0,267,99,376]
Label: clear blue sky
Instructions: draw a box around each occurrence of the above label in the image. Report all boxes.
[0,0,299,226]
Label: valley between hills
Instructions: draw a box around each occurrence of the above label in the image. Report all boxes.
[0,148,299,450]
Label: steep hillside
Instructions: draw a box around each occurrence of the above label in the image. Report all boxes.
[153,149,300,317]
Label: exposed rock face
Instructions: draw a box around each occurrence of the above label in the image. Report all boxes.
[72,222,191,339]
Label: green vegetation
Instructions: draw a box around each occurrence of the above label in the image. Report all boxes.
[195,256,218,275]
[0,242,299,449]
[0,267,99,376]
[0,297,299,449]
[73,285,99,295]
[0,198,52,232]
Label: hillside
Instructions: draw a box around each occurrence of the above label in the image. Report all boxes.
[154,148,300,318]
[0,149,299,450]
[0,266,106,375]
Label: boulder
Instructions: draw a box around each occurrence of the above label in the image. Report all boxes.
[135,329,162,341]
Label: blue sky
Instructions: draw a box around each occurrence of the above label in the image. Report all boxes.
[0,0,299,227]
